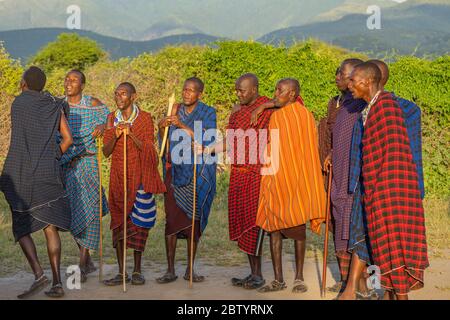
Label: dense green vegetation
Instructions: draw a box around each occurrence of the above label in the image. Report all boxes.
[0,37,448,198]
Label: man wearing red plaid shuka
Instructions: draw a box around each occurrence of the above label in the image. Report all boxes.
[205,74,273,289]
[348,62,428,300]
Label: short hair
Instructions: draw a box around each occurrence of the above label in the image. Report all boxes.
[185,77,204,93]
[118,82,136,94]
[367,59,390,85]
[67,69,86,84]
[278,78,300,97]
[341,58,364,69]
[237,73,259,89]
[23,66,46,91]
[353,62,382,84]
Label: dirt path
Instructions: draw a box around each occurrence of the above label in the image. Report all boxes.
[0,255,448,300]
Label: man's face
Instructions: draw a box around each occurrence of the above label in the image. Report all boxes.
[64,72,84,97]
[182,81,202,107]
[235,78,257,105]
[335,63,352,92]
[274,82,293,107]
[114,85,135,110]
[348,69,368,100]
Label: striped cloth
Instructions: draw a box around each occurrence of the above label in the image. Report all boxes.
[162,101,217,233]
[61,95,109,251]
[131,185,156,229]
[347,116,372,263]
[227,96,273,255]
[330,92,366,251]
[256,101,327,234]
[395,96,425,199]
[362,92,428,295]
[1,91,71,241]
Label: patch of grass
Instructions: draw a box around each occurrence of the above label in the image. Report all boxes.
[0,190,448,276]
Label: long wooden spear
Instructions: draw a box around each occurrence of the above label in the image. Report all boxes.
[321,163,333,298]
[159,93,176,158]
[97,137,104,282]
[122,131,128,293]
[189,152,198,289]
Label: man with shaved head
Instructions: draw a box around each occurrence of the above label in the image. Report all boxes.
[203,73,272,289]
[340,59,426,299]
[102,82,166,286]
[254,78,326,293]
[348,62,428,300]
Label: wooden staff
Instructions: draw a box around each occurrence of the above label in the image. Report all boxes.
[321,163,333,298]
[159,93,176,158]
[122,131,128,293]
[96,137,104,282]
[189,152,198,289]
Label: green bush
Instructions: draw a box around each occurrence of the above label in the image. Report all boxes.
[30,33,107,72]
[0,43,23,96]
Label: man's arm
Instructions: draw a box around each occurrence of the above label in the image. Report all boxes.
[59,112,73,154]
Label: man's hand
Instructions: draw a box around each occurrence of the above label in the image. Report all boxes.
[92,124,106,138]
[166,115,184,128]
[323,154,332,172]
[116,123,131,137]
[158,117,171,129]
[250,101,275,126]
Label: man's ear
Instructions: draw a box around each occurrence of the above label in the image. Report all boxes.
[20,79,27,92]
[198,92,203,100]
[131,92,137,102]
[81,83,86,91]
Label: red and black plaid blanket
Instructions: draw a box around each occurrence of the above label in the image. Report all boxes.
[362,92,428,295]
[226,95,272,254]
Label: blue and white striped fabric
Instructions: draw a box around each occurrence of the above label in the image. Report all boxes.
[131,185,157,229]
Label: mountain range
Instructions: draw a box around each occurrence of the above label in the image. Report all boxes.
[0,0,448,61]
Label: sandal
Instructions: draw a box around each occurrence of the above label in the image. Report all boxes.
[17,274,50,299]
[292,279,308,293]
[103,273,130,286]
[183,272,205,283]
[44,283,65,298]
[131,272,146,285]
[156,273,178,284]
[231,274,252,287]
[356,289,379,300]
[243,276,265,290]
[257,280,287,293]
[327,281,344,293]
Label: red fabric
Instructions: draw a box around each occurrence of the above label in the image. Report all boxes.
[226,96,272,255]
[362,92,428,295]
[104,110,166,231]
[112,217,149,252]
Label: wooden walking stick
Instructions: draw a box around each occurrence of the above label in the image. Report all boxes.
[321,163,333,298]
[159,93,177,158]
[189,152,198,289]
[122,130,128,293]
[96,137,104,282]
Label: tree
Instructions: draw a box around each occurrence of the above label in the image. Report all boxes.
[30,33,107,72]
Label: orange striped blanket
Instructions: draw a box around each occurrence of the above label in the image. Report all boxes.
[256,101,326,234]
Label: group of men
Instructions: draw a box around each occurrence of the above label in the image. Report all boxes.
[0,57,428,300]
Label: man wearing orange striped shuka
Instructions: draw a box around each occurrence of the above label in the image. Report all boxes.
[348,62,428,300]
[253,78,327,293]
